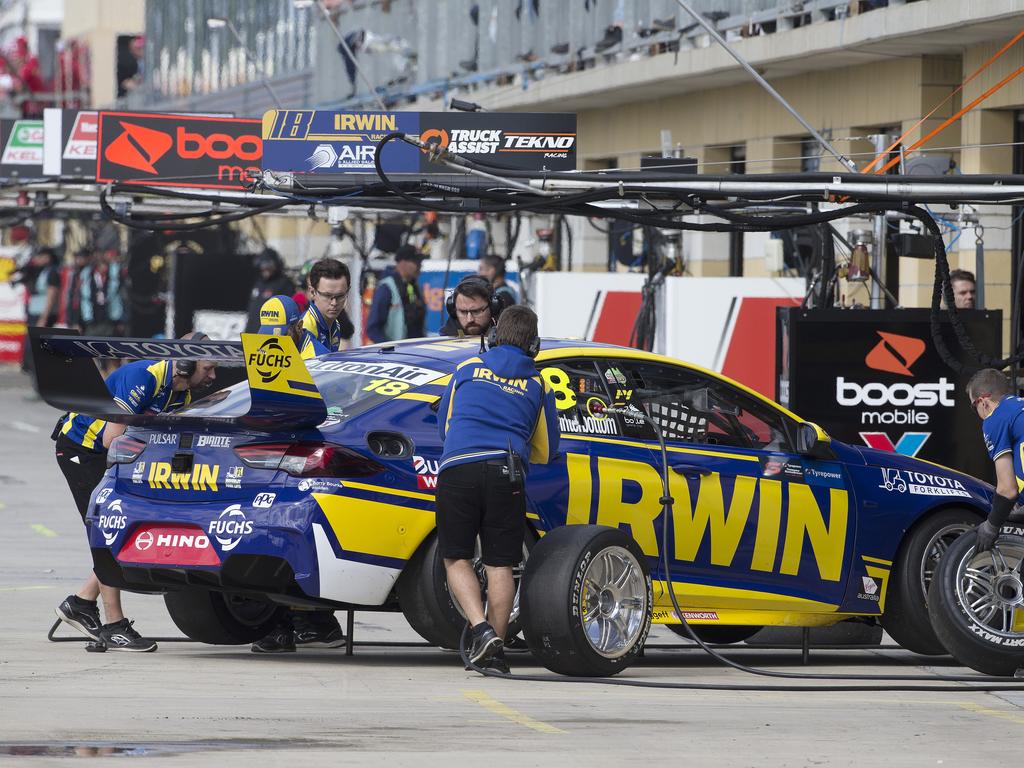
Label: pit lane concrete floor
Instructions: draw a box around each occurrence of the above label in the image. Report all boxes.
[2,368,1023,768]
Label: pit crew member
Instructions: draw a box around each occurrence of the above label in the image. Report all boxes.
[438,276,504,339]
[301,258,354,355]
[366,245,426,342]
[436,306,559,672]
[258,294,328,358]
[53,333,218,652]
[967,368,1022,551]
[477,254,518,307]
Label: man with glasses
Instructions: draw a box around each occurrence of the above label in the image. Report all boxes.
[439,276,503,338]
[366,245,426,343]
[301,258,354,356]
[965,368,1024,552]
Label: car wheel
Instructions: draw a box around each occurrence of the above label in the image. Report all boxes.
[396,532,532,649]
[665,624,761,644]
[880,507,978,655]
[927,526,1024,676]
[163,590,283,645]
[521,525,652,677]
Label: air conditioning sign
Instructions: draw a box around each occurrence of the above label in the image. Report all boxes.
[96,111,262,190]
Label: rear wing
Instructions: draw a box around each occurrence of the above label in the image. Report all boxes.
[30,327,328,431]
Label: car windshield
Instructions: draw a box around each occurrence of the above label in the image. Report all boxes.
[177,358,449,422]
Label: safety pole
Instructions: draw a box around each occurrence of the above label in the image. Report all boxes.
[975,223,986,309]
[870,135,890,309]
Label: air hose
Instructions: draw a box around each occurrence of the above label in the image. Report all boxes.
[459,405,1024,690]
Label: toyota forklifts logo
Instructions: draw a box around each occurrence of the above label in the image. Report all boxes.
[104,121,173,174]
[865,331,925,377]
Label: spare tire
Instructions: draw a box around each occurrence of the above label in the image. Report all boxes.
[927,525,1024,676]
[164,590,283,645]
[521,525,652,677]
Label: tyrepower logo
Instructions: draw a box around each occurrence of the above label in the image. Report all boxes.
[865,332,925,377]
[97,111,262,190]
[117,524,221,566]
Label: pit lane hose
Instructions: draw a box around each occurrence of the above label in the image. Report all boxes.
[461,406,1024,690]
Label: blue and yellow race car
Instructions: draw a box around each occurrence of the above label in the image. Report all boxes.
[34,330,993,676]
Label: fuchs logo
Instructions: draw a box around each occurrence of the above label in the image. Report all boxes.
[865,331,925,377]
[99,499,127,545]
[208,504,253,551]
[249,337,289,383]
[307,143,337,170]
[104,121,173,174]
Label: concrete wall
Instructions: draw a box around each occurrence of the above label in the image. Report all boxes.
[62,0,145,107]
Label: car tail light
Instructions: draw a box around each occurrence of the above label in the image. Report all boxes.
[107,435,146,466]
[234,442,384,478]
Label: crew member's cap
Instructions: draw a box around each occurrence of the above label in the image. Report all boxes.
[395,244,425,263]
[258,295,300,335]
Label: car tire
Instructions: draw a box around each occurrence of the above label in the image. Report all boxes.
[163,590,283,645]
[928,526,1024,676]
[396,532,532,649]
[880,507,979,655]
[521,525,652,677]
[665,624,761,644]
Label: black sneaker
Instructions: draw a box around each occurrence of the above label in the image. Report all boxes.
[99,619,157,652]
[504,635,530,654]
[467,622,502,665]
[251,627,296,654]
[56,595,102,641]
[481,652,511,675]
[294,624,346,649]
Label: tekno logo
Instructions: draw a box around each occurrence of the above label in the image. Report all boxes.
[249,337,290,383]
[104,121,173,174]
[865,331,925,377]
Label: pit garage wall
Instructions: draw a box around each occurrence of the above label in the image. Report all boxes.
[533,273,805,398]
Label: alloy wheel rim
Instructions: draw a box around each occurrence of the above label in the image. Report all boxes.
[579,546,648,659]
[954,541,1024,638]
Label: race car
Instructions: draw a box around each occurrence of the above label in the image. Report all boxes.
[32,329,994,676]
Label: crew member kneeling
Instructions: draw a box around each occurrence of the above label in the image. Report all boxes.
[435,306,558,673]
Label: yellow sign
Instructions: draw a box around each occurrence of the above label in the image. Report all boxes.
[147,462,219,491]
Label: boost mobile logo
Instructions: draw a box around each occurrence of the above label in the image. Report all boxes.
[865,331,925,377]
[104,121,172,174]
[249,337,290,383]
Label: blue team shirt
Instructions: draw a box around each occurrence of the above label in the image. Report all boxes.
[982,395,1024,499]
[300,302,341,358]
[60,359,191,452]
[437,345,559,473]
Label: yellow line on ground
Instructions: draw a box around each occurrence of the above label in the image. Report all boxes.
[463,690,567,734]
[959,701,1024,725]
[31,524,57,538]
[0,585,54,592]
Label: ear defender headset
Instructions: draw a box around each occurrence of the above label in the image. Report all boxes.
[485,323,541,358]
[175,331,209,378]
[445,276,503,323]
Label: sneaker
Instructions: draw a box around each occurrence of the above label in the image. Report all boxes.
[481,652,511,675]
[467,622,502,665]
[99,619,157,652]
[56,595,102,641]
[504,635,530,654]
[251,627,296,654]
[294,624,346,649]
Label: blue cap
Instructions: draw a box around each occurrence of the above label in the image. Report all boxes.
[258,295,300,335]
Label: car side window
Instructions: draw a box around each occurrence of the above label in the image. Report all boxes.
[603,360,793,451]
[537,359,621,438]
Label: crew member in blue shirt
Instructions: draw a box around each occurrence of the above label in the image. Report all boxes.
[300,258,354,355]
[435,306,559,672]
[53,334,217,652]
[257,294,328,359]
[967,368,1024,551]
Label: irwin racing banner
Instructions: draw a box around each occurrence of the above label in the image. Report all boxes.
[261,110,577,174]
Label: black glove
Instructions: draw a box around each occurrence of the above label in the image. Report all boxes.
[976,520,1000,553]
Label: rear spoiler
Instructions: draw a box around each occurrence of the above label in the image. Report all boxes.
[30,327,328,431]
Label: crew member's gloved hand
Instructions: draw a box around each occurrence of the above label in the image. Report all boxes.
[975,520,1000,553]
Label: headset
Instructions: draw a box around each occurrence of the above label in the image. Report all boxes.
[174,331,209,378]
[445,276,503,323]
[485,322,541,358]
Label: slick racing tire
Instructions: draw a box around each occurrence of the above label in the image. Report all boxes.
[396,532,532,649]
[164,590,284,645]
[881,508,979,655]
[928,526,1024,676]
[666,624,761,645]
[521,525,652,677]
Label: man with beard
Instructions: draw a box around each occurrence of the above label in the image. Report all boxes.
[439,276,503,338]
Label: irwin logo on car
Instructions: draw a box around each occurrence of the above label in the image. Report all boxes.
[249,337,290,383]
[147,461,219,491]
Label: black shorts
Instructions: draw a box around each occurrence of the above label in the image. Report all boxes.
[55,434,108,525]
[435,459,526,567]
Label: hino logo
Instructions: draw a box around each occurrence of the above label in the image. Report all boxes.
[836,377,955,408]
[134,530,154,551]
[208,504,253,551]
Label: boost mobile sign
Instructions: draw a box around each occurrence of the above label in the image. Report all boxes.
[779,308,1001,482]
[261,110,577,174]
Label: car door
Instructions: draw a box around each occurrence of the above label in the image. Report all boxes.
[584,357,854,612]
